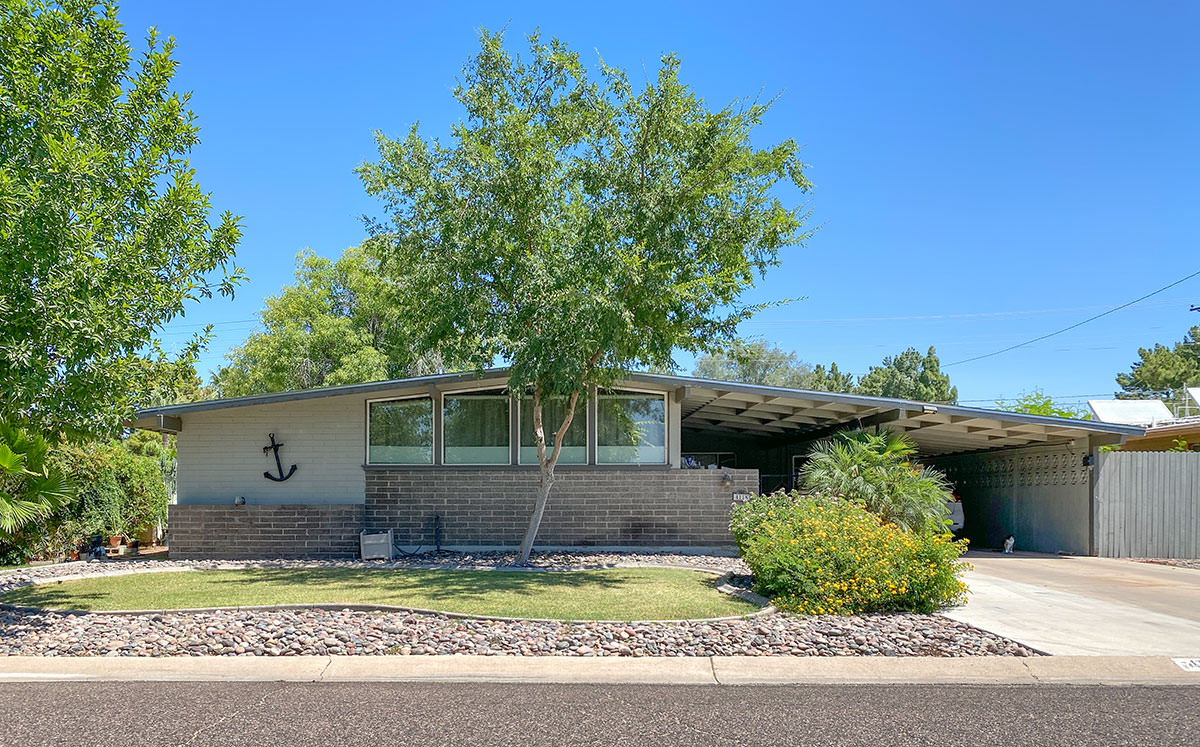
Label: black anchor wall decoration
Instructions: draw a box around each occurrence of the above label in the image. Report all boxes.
[262,433,298,482]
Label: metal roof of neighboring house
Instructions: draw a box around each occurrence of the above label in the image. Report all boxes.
[1087,398,1175,426]
[136,369,1143,456]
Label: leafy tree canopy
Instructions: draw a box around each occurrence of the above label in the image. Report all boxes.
[692,340,952,401]
[1115,326,1200,406]
[692,339,856,393]
[0,0,242,438]
[357,30,813,561]
[997,389,1089,420]
[856,347,957,404]
[213,247,453,398]
[693,339,815,389]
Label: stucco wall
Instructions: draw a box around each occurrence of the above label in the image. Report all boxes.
[175,393,369,505]
[365,467,758,549]
[934,443,1093,554]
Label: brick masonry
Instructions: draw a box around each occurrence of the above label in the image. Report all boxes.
[365,467,759,548]
[168,504,365,559]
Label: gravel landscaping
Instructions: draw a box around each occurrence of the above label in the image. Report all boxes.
[0,554,1039,658]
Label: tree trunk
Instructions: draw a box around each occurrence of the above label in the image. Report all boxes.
[516,467,554,564]
[515,388,579,565]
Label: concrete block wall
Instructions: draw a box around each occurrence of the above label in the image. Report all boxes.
[934,443,1092,554]
[365,467,759,548]
[168,504,365,559]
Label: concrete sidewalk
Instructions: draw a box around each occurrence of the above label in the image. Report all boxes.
[1,655,1198,685]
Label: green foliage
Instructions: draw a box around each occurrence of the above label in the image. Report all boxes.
[808,362,857,393]
[0,440,168,563]
[693,339,854,392]
[1116,326,1200,409]
[997,389,1090,420]
[800,430,953,534]
[214,248,453,397]
[855,347,957,403]
[0,0,243,437]
[358,28,811,410]
[693,341,952,399]
[731,492,968,614]
[357,29,812,559]
[0,419,73,537]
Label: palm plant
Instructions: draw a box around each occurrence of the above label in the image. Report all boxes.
[0,420,73,537]
[800,429,952,533]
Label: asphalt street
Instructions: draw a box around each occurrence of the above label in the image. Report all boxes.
[2,682,1197,746]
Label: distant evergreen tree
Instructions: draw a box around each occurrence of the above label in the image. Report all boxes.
[855,347,957,404]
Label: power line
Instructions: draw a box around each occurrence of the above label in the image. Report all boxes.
[944,270,1200,368]
[741,297,1186,325]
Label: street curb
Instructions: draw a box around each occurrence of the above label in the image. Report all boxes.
[0,655,1196,685]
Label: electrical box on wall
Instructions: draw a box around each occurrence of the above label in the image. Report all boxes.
[360,529,394,560]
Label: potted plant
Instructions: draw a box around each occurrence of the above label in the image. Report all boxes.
[105,501,126,548]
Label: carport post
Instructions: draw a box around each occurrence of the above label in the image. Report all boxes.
[1086,435,1104,557]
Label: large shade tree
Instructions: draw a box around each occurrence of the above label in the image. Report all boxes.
[0,0,241,529]
[358,31,812,562]
[214,247,452,397]
[693,339,856,393]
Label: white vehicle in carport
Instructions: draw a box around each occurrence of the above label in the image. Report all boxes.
[946,499,965,533]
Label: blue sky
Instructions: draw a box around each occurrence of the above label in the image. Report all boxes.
[129,0,1200,409]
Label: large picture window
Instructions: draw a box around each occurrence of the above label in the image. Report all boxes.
[597,392,667,464]
[368,397,433,464]
[519,397,586,464]
[444,392,511,464]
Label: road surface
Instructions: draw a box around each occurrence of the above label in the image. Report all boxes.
[3,681,1196,746]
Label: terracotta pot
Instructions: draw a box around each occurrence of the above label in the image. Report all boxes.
[108,535,123,548]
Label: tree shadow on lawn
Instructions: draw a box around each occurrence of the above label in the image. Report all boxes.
[0,568,737,619]
[201,567,659,603]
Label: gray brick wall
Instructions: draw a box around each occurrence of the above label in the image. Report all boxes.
[365,467,758,548]
[168,504,365,559]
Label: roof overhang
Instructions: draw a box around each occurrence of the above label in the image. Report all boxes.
[625,373,1144,457]
[133,368,1144,455]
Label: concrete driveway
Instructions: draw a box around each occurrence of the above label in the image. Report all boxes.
[943,551,1200,656]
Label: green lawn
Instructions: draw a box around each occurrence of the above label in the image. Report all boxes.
[0,567,758,621]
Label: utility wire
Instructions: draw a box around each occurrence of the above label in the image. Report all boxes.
[944,270,1200,368]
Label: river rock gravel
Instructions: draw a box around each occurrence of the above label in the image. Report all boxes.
[0,555,1038,658]
[0,607,1038,658]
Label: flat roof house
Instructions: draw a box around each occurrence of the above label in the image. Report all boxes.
[135,369,1142,559]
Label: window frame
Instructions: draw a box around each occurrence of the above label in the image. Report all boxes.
[364,394,435,466]
[516,395,589,466]
[441,389,513,466]
[595,388,669,465]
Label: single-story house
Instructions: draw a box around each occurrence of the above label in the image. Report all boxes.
[134,369,1143,559]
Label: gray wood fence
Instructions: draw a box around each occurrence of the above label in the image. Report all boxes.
[1095,451,1199,558]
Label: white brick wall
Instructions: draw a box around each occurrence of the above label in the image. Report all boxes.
[176,393,369,505]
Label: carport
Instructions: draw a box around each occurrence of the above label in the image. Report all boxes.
[626,374,1145,556]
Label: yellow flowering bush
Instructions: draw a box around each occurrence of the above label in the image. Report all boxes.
[731,491,968,614]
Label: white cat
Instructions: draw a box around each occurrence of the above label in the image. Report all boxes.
[1002,534,1015,553]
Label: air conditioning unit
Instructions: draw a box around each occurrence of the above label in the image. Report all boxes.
[360,529,394,561]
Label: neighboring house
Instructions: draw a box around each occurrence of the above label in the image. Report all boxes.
[1089,392,1200,451]
[135,369,1142,559]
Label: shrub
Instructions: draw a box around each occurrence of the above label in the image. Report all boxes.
[0,441,169,563]
[731,491,968,614]
[800,429,953,534]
